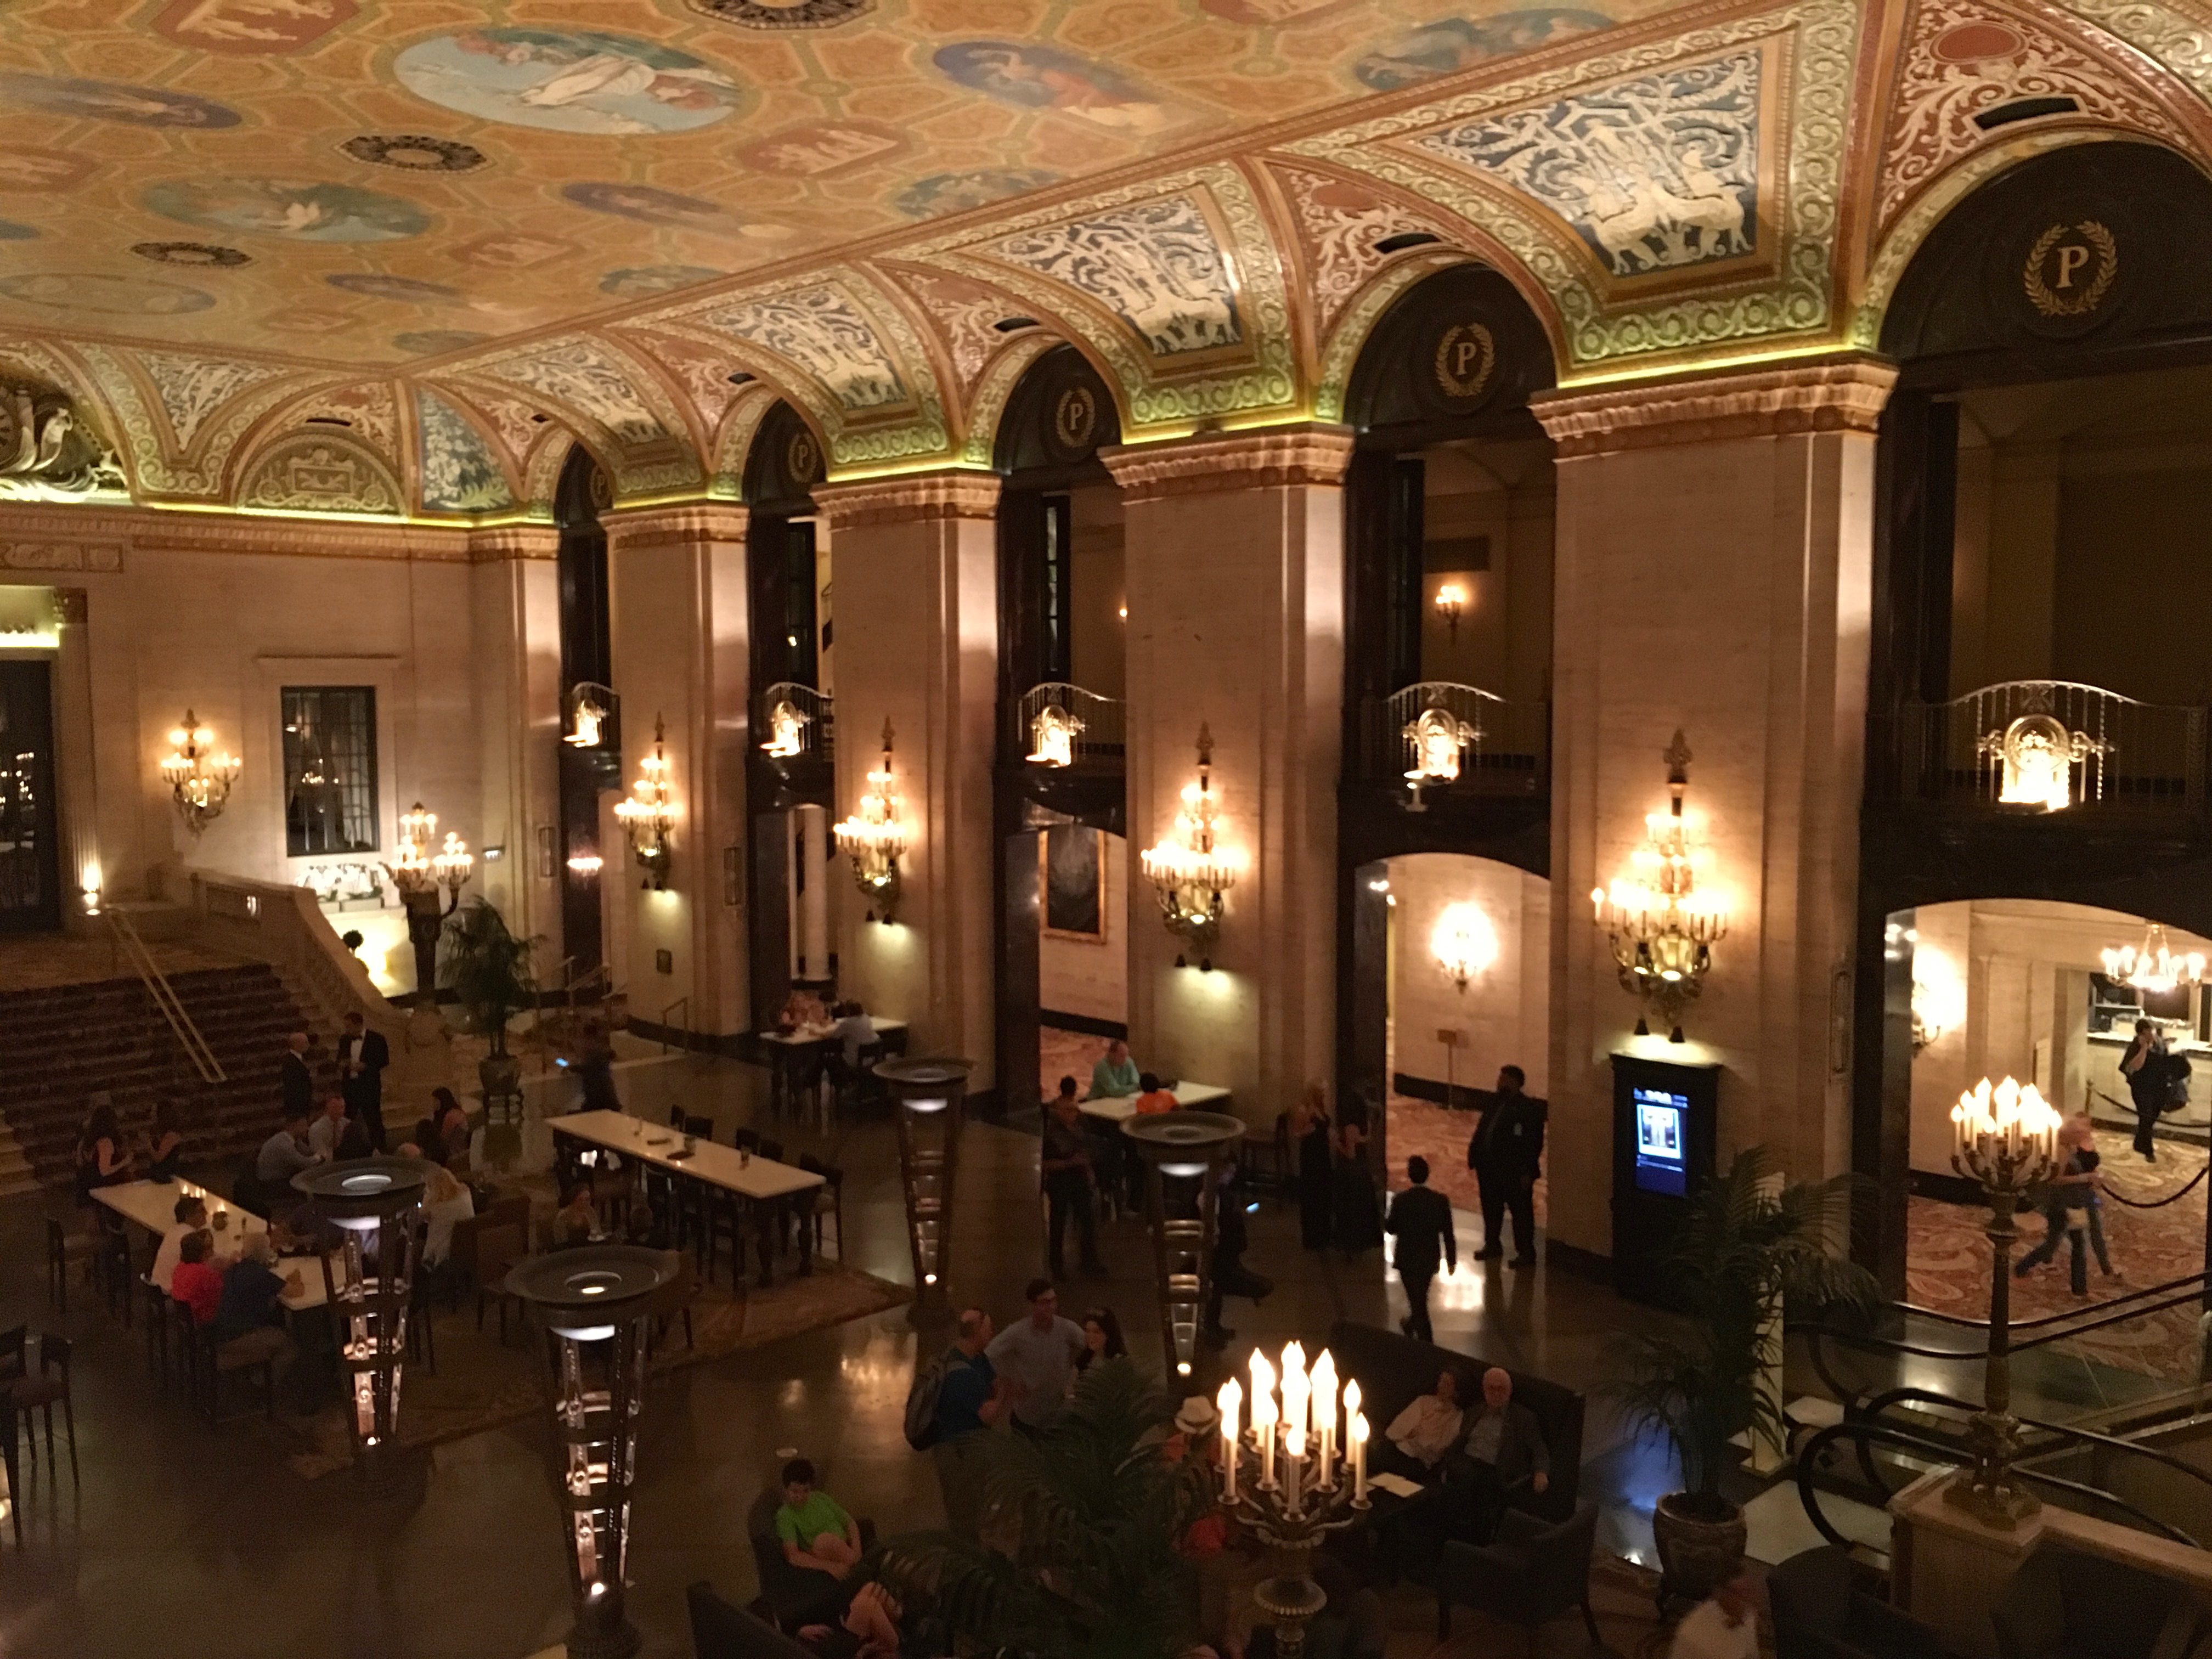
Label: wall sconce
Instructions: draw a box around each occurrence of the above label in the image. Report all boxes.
[1434,581,1468,644]
[1026,703,1082,768]
[566,852,603,878]
[1432,901,1498,994]
[1978,706,2104,812]
[1911,946,1964,1055]
[385,802,471,1009]
[564,682,616,749]
[613,715,676,891]
[1402,704,1480,811]
[760,695,809,759]
[833,719,906,923]
[1140,724,1243,971]
[1592,730,1729,1042]
[160,709,240,835]
[2100,921,2204,995]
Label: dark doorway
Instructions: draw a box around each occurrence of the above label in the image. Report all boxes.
[556,445,615,986]
[0,659,61,934]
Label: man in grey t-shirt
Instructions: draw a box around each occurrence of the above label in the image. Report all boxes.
[985,1278,1086,1433]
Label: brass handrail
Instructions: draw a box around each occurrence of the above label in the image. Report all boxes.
[105,909,225,1084]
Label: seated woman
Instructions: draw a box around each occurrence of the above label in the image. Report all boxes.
[145,1096,185,1182]
[409,1089,472,1170]
[213,1232,302,1343]
[552,1184,599,1249]
[168,1230,223,1327]
[776,1457,863,1583]
[420,1163,476,1276]
[74,1097,134,1205]
[796,1582,903,1659]
[1380,1369,1465,1475]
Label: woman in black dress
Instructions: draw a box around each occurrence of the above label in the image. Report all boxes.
[1293,1084,1333,1249]
[1333,1105,1383,1261]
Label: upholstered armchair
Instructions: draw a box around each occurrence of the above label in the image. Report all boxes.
[1434,1500,1601,1655]
[1769,1546,1949,1659]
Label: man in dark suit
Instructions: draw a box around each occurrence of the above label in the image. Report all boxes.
[279,1031,314,1121]
[1446,1366,1550,1542]
[1384,1154,1456,1342]
[336,1012,390,1152]
[1466,1064,1545,1267]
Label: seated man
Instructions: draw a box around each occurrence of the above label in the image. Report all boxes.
[1089,1037,1140,1102]
[1381,1369,1465,1475]
[213,1231,302,1343]
[256,1104,320,1187]
[168,1229,224,1327]
[776,1457,862,1583]
[151,1193,211,1292]
[309,1092,371,1161]
[1443,1367,1549,1543]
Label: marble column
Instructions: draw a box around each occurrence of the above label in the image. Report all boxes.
[1533,357,1897,1259]
[601,504,751,1042]
[810,471,1001,1091]
[50,585,100,920]
[1102,427,1351,1130]
[466,526,565,965]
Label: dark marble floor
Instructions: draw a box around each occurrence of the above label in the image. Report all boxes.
[0,1052,2181,1658]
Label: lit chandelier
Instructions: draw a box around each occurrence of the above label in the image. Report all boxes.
[2100,922,2204,995]
[1140,724,1243,971]
[833,719,906,923]
[1402,704,1479,810]
[613,716,676,891]
[1432,901,1498,994]
[385,802,472,901]
[160,709,241,835]
[1978,702,2106,813]
[1592,730,1729,1042]
[563,682,614,749]
[760,696,809,759]
[1026,703,1083,768]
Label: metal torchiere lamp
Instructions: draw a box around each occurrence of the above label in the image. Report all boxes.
[383,801,472,1009]
[1945,1076,2062,1526]
[876,1057,971,1314]
[1122,1110,1245,1379]
[292,1155,431,1495]
[1212,1342,1372,1659]
[506,1245,681,1659]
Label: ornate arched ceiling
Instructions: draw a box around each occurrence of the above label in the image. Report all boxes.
[0,0,2209,520]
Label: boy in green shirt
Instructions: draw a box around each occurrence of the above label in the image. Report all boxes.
[775,1457,861,1580]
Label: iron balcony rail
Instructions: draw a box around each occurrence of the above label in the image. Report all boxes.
[1895,679,2207,812]
[1012,681,1126,766]
[757,682,834,767]
[1355,681,1549,797]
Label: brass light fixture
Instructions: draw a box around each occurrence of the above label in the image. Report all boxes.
[1592,730,1729,1041]
[2100,921,2204,995]
[1140,724,1243,970]
[383,802,471,1008]
[760,695,809,759]
[613,716,675,890]
[563,682,616,749]
[160,710,241,834]
[1025,703,1083,768]
[877,1057,972,1312]
[1121,1111,1244,1378]
[1432,901,1497,995]
[833,720,906,923]
[1978,701,2105,812]
[1433,580,1468,644]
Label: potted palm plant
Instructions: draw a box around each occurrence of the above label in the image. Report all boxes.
[877,1357,1214,1658]
[439,897,538,1104]
[1609,1146,1879,1605]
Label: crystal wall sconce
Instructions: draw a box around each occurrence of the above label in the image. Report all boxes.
[613,716,676,891]
[160,709,240,835]
[833,719,906,923]
[1592,730,1729,1042]
[1140,724,1243,971]
[1432,901,1498,994]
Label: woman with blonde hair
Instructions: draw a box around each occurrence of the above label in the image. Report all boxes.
[420,1160,476,1268]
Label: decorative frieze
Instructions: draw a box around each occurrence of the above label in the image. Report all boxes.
[1,540,123,572]
[811,469,1001,529]
[1531,357,1898,456]
[1102,425,1355,502]
[600,501,751,552]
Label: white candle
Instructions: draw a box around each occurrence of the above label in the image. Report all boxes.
[1351,1412,1369,1505]
[1282,1342,1308,1442]
[1216,1379,1240,1502]
[1253,1386,1277,1489]
[1283,1426,1305,1515]
[1311,1351,1338,1486]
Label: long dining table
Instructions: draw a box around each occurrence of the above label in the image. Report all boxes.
[91,1175,329,1311]
[757,1016,909,1118]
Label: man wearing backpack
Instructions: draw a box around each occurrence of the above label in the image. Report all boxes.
[907,1306,1002,1541]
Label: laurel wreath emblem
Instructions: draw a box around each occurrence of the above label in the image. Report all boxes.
[1432,323,1496,400]
[2024,220,2117,318]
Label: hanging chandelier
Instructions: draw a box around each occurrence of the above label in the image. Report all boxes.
[159,710,241,835]
[2100,922,2204,995]
[613,716,676,890]
[1401,704,1480,810]
[1139,724,1243,971]
[1592,730,1729,1041]
[1026,703,1083,768]
[760,696,809,759]
[833,719,906,923]
[563,682,615,749]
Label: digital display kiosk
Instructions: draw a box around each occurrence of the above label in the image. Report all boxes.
[1610,1053,1719,1308]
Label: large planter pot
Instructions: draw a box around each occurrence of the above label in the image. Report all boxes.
[478,1050,522,1102]
[1651,1491,1746,1606]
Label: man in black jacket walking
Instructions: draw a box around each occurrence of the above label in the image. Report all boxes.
[1467,1064,1545,1267]
[1385,1155,1456,1342]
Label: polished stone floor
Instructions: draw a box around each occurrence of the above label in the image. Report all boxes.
[0,1050,2183,1658]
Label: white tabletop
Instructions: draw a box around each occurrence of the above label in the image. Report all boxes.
[93,1177,329,1311]
[1079,1081,1233,1124]
[759,1015,906,1048]
[551,1109,826,1201]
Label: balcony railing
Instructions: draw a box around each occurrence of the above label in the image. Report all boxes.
[1897,680,2205,814]
[1355,681,1549,799]
[757,682,834,768]
[1012,681,1125,769]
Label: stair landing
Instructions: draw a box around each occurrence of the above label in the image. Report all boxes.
[0,933,249,994]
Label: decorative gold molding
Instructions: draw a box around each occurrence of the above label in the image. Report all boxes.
[466,524,561,563]
[601,501,752,552]
[0,540,124,573]
[812,470,1001,530]
[1530,356,1898,456]
[0,498,470,562]
[1101,425,1355,502]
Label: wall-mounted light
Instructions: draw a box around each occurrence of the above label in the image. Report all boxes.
[2100,921,2204,995]
[1026,703,1082,768]
[1139,724,1243,971]
[1401,704,1480,810]
[160,709,240,835]
[564,682,616,749]
[613,715,675,890]
[1432,901,1498,994]
[760,696,809,759]
[1912,946,1964,1055]
[566,852,603,878]
[833,719,906,924]
[1978,706,2104,812]
[1592,730,1729,1042]
[1434,581,1468,644]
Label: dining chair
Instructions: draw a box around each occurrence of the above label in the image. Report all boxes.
[682,1113,716,1141]
[667,1104,687,1130]
[45,1217,99,1316]
[140,1274,174,1390]
[730,1126,761,1154]
[473,1223,529,1344]
[797,1155,844,1260]
[208,1328,292,1427]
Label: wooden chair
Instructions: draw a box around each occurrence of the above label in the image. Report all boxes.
[207,1327,292,1426]
[45,1217,99,1315]
[797,1154,844,1259]
[140,1275,176,1391]
[473,1223,529,1343]
[12,1334,76,1480]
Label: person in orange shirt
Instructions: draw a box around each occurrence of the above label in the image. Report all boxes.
[1133,1073,1178,1115]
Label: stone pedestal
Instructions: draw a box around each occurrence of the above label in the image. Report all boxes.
[811,472,1001,1090]
[1533,359,1896,1256]
[1103,428,1351,1128]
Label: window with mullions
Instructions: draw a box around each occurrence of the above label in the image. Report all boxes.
[282,687,379,857]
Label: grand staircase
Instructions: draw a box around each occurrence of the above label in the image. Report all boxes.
[0,960,318,1196]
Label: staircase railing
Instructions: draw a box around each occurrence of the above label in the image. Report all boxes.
[105,908,224,1085]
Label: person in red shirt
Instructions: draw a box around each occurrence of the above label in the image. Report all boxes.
[169,1229,223,1326]
[1133,1072,1178,1115]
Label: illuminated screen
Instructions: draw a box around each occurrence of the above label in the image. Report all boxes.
[1633,1086,1689,1196]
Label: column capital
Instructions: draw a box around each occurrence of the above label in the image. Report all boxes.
[49,584,85,626]
[1531,356,1898,458]
[466,523,560,563]
[600,500,750,552]
[812,470,1000,530]
[1102,423,1354,503]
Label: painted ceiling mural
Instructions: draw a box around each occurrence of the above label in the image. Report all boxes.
[0,0,2204,515]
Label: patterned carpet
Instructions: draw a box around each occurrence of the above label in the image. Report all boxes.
[1904,1127,2208,1379]
[1385,1094,1549,1233]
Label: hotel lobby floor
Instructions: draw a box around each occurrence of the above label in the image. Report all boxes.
[0,1052,2187,1658]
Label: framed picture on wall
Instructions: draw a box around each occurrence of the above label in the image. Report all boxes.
[1041,824,1105,942]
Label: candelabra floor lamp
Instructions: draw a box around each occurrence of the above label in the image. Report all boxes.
[1121,1111,1246,1380]
[876,1058,972,1319]
[383,801,471,1009]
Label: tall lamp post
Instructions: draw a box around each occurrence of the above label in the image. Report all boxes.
[383,801,471,1008]
[1946,1075,2062,1527]
[874,1057,971,1316]
[506,1244,680,1659]
[292,1155,430,1496]
[1121,1110,1245,1379]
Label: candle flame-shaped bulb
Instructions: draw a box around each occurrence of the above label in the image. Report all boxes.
[1283,1340,1306,1385]
[1343,1378,1361,1422]
[1217,1378,1240,1433]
